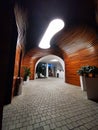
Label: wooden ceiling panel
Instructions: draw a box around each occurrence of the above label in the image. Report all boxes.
[57,26,97,54]
[23,26,97,60]
[24,47,64,60]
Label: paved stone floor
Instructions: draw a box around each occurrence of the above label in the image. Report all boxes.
[2,78,98,130]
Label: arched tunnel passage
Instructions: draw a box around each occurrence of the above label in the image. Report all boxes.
[34,55,65,81]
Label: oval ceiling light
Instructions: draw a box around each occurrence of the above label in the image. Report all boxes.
[50,59,58,62]
[38,19,65,49]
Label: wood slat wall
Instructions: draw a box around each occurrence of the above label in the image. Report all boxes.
[55,26,98,86]
[64,43,98,86]
[21,26,98,87]
[21,47,64,80]
[21,56,38,80]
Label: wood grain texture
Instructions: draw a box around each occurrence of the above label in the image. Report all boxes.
[22,26,98,87]
[25,46,64,59]
[21,56,38,80]
[13,45,22,77]
[21,46,64,80]
[12,45,22,98]
[64,42,98,86]
[57,26,97,54]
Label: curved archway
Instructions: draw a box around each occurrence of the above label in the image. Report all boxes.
[35,55,65,81]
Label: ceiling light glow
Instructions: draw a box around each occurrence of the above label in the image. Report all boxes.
[39,19,65,49]
[50,59,58,62]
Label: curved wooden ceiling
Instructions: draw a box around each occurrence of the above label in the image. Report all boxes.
[15,0,98,59]
[57,26,97,54]
[24,46,64,60]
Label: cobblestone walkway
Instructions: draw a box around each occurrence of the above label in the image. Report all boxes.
[2,78,98,130]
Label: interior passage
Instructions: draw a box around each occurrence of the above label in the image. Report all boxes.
[2,78,98,130]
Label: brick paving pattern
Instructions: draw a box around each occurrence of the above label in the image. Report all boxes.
[2,78,98,130]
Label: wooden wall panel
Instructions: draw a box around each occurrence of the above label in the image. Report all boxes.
[64,43,98,86]
[13,45,22,77]
[21,26,98,88]
[12,45,22,98]
[22,47,64,80]
[21,56,38,80]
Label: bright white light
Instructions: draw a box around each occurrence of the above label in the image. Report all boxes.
[50,59,58,62]
[39,19,65,49]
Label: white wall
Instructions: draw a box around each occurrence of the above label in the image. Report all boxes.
[56,70,64,79]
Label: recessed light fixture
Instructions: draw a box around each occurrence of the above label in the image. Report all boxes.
[38,19,65,49]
